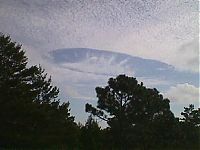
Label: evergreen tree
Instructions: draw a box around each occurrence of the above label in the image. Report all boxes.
[0,34,77,148]
[86,74,177,149]
[181,104,200,126]
[80,115,102,150]
[179,104,200,149]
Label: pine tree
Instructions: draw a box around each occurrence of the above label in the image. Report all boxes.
[0,34,77,148]
[80,115,102,150]
[86,74,176,149]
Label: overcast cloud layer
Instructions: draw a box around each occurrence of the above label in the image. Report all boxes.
[0,0,199,72]
[0,0,199,123]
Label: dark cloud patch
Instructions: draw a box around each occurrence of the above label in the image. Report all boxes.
[48,48,199,87]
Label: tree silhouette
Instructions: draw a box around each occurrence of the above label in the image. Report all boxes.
[179,104,200,149]
[0,34,78,148]
[80,115,103,150]
[181,104,200,127]
[86,74,176,149]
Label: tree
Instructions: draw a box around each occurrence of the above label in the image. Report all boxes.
[86,74,176,149]
[80,115,103,150]
[181,104,200,127]
[0,34,77,148]
[179,104,200,149]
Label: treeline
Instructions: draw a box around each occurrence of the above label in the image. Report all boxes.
[0,34,199,150]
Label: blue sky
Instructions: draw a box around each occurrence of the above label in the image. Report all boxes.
[0,0,199,125]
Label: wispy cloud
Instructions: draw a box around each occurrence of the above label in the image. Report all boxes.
[60,56,134,77]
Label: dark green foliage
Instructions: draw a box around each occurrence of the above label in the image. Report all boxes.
[86,75,199,149]
[179,105,200,149]
[79,115,103,150]
[181,104,200,126]
[0,34,78,149]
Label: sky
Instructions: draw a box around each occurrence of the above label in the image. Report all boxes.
[0,0,199,125]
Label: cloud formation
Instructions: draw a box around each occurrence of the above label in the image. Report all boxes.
[164,83,199,105]
[60,56,134,77]
[45,48,198,104]
[0,0,198,72]
[173,39,199,73]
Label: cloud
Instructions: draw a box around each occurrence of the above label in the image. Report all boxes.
[43,52,135,101]
[43,48,198,105]
[0,0,198,73]
[165,39,199,73]
[164,83,199,105]
[60,56,134,77]
[137,77,170,87]
[63,85,94,101]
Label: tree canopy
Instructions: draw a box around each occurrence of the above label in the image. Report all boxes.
[0,34,78,148]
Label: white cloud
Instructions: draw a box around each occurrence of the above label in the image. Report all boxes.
[63,85,93,101]
[164,83,199,105]
[42,54,135,101]
[171,39,199,73]
[0,0,198,73]
[60,55,134,77]
[137,77,170,87]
